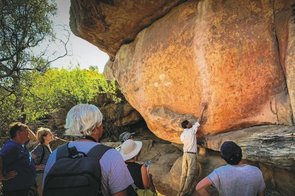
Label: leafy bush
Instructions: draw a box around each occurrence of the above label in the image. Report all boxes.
[0,67,120,131]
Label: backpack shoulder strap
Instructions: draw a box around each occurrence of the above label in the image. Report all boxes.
[56,143,112,161]
[56,143,70,160]
[86,144,112,160]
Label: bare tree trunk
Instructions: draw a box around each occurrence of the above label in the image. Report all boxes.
[13,75,26,123]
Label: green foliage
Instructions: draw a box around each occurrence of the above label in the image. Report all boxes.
[0,0,57,128]
[22,68,120,122]
[0,0,57,78]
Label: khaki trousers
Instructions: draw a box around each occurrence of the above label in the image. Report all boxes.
[178,153,197,196]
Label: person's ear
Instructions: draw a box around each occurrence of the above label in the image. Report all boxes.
[94,124,104,140]
[97,124,103,132]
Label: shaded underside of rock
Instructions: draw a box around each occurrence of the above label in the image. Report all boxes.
[101,102,142,126]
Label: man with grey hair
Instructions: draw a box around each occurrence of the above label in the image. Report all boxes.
[43,104,134,196]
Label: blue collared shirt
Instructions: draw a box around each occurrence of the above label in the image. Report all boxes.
[0,140,36,191]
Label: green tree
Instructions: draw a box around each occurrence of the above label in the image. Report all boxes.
[0,0,69,124]
[0,0,56,78]
[22,68,119,122]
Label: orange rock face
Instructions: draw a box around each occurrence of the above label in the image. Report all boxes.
[276,1,295,128]
[110,1,293,143]
[70,0,295,143]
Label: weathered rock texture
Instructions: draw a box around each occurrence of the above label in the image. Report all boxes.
[275,1,295,123]
[70,0,185,57]
[201,125,295,170]
[101,102,142,126]
[109,0,294,143]
[201,125,295,196]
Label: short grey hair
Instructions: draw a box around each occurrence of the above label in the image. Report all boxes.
[65,104,103,136]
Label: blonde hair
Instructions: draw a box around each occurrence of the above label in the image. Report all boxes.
[65,104,103,136]
[36,127,52,144]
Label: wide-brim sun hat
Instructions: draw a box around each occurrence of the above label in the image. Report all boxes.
[119,139,142,161]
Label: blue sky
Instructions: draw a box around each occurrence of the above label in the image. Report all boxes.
[47,0,109,72]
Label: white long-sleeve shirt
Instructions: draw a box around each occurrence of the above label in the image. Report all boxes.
[180,122,200,153]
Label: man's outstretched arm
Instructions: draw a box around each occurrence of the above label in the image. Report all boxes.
[197,103,207,124]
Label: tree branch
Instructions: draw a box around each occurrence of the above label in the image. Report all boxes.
[44,26,71,68]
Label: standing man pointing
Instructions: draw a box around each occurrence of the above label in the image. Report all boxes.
[178,103,207,196]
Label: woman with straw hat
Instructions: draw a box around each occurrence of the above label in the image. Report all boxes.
[120,139,156,195]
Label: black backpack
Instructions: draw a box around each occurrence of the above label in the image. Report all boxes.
[43,143,111,196]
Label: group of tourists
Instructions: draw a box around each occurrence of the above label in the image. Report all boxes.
[0,123,54,196]
[0,103,266,196]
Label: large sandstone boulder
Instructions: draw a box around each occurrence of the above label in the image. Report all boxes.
[68,1,295,194]
[70,0,295,143]
[110,0,294,143]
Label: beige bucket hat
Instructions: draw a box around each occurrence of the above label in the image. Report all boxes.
[119,139,143,161]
